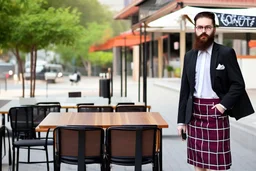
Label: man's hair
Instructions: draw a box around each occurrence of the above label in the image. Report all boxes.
[194,11,216,27]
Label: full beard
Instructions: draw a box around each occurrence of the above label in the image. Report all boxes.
[193,32,215,51]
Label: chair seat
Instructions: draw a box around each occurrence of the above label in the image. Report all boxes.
[61,156,103,164]
[13,139,53,147]
[110,157,153,165]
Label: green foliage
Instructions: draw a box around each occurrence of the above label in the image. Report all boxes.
[45,0,110,26]
[9,6,82,49]
[223,39,233,48]
[174,68,181,77]
[88,51,113,66]
[166,65,174,72]
[55,22,112,66]
[45,0,129,66]
[0,0,129,68]
[0,0,82,57]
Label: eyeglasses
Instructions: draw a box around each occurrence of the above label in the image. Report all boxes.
[195,25,213,32]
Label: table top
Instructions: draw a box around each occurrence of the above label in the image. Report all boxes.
[0,97,108,114]
[36,112,168,131]
[0,98,150,114]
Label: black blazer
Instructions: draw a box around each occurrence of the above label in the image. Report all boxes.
[177,42,254,124]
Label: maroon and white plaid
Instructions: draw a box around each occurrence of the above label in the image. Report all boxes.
[187,97,232,170]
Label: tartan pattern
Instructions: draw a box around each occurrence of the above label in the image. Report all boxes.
[187,98,232,170]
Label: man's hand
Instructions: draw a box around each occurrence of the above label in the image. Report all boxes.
[177,125,187,141]
[211,103,225,114]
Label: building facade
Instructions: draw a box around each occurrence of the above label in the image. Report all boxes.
[114,0,256,88]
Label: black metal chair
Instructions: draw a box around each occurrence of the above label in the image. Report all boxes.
[116,102,135,106]
[105,125,159,171]
[36,102,60,105]
[0,125,11,171]
[0,100,11,165]
[34,102,61,138]
[77,105,113,112]
[53,125,105,171]
[68,92,82,97]
[0,126,4,171]
[77,103,94,107]
[115,105,147,112]
[9,106,53,171]
[34,103,61,126]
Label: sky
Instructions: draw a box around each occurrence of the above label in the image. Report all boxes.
[97,0,125,11]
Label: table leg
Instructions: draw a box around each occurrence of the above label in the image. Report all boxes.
[159,128,163,171]
[1,115,5,126]
[0,126,4,171]
[1,115,6,157]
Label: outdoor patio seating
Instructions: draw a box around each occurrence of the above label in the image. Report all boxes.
[77,105,113,112]
[9,106,53,171]
[68,91,82,97]
[115,105,147,112]
[105,125,159,171]
[53,125,105,171]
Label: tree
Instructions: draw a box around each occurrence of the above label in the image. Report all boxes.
[55,22,112,76]
[45,0,129,73]
[0,0,30,97]
[45,0,110,26]
[1,0,83,97]
[88,51,113,66]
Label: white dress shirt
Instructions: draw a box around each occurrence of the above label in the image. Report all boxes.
[193,44,219,99]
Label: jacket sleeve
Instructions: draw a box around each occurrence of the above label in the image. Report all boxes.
[220,48,245,109]
[177,54,190,124]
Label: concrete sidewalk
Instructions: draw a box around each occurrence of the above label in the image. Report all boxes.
[0,76,256,171]
[154,78,256,151]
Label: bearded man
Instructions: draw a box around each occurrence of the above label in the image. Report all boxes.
[177,11,254,171]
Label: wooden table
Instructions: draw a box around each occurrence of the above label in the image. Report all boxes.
[36,112,168,131]
[36,112,168,171]
[0,98,151,114]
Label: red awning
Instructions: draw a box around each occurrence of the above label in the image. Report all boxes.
[89,31,150,52]
[249,40,256,48]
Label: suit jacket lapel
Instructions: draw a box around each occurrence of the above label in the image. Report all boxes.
[210,42,219,87]
[190,50,198,94]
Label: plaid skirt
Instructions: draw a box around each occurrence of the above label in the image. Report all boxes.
[187,97,232,170]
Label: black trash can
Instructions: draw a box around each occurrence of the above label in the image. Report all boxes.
[99,79,110,99]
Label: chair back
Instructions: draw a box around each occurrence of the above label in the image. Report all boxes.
[78,105,113,112]
[36,102,60,105]
[34,103,61,126]
[68,91,82,97]
[9,106,35,140]
[116,102,135,106]
[106,125,158,170]
[115,105,147,112]
[77,103,94,107]
[53,126,104,170]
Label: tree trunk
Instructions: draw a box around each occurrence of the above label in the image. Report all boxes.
[30,45,36,97]
[30,48,33,97]
[87,61,92,76]
[14,47,25,97]
[80,56,89,76]
[32,46,37,97]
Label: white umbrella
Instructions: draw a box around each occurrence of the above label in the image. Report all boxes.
[148,6,256,31]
